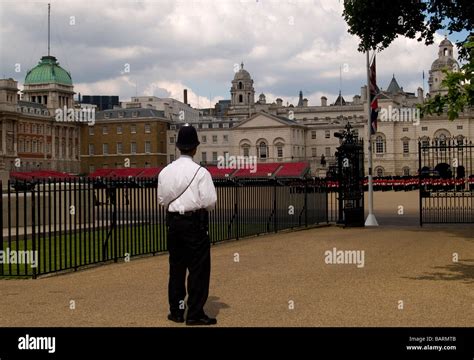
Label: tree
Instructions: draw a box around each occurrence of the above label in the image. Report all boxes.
[342,0,473,119]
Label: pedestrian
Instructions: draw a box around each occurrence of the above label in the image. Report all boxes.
[158,124,218,325]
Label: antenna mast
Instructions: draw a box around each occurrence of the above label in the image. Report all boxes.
[48,3,51,56]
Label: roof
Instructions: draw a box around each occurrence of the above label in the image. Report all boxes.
[333,92,346,105]
[88,168,163,179]
[233,62,252,81]
[386,75,402,94]
[25,56,72,86]
[10,170,76,180]
[233,111,302,128]
[96,108,167,120]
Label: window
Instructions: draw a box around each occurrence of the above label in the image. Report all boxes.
[212,123,219,129]
[117,125,122,134]
[457,125,463,130]
[202,135,207,143]
[403,139,409,154]
[31,124,36,134]
[223,123,229,128]
[132,111,138,117]
[437,134,447,151]
[103,143,109,155]
[117,142,123,154]
[145,124,151,133]
[238,82,243,90]
[311,131,316,139]
[212,152,218,162]
[422,126,428,131]
[243,145,250,157]
[202,123,209,129]
[312,147,317,157]
[239,94,243,103]
[258,142,267,159]
[223,135,228,143]
[212,135,218,144]
[277,146,283,158]
[170,136,175,144]
[89,127,94,135]
[145,141,151,153]
[88,144,94,155]
[102,126,108,135]
[202,152,207,162]
[325,147,330,157]
[402,127,408,132]
[131,142,137,154]
[376,167,384,177]
[32,140,37,153]
[119,111,124,118]
[325,130,330,138]
[131,124,136,134]
[403,167,410,176]
[375,136,385,153]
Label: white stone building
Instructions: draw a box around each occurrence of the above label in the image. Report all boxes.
[166,37,472,177]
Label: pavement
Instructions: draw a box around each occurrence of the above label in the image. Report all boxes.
[0,191,472,327]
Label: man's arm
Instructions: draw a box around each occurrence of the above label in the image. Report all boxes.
[157,172,167,207]
[199,170,217,211]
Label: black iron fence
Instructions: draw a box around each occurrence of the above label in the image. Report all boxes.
[418,138,473,225]
[1,177,331,278]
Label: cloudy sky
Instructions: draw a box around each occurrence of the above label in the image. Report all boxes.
[0,0,464,108]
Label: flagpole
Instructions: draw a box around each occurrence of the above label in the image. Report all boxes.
[365,49,378,226]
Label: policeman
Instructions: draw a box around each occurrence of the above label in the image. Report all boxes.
[158,124,218,326]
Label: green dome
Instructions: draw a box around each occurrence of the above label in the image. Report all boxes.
[25,56,72,86]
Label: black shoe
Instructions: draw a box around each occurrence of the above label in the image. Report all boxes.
[167,313,185,323]
[186,315,217,326]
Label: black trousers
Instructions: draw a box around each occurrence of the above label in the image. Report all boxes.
[166,210,210,320]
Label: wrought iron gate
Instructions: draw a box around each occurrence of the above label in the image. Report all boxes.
[335,123,365,227]
[418,137,473,225]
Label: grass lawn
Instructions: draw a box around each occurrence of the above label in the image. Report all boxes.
[1,219,304,277]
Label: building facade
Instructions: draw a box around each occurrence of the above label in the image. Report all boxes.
[0,54,81,182]
[80,108,170,173]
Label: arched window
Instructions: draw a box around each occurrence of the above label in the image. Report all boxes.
[238,94,243,103]
[375,167,384,177]
[375,135,385,153]
[403,167,410,176]
[238,82,243,90]
[258,141,267,159]
[242,145,250,157]
[443,48,448,56]
[437,133,447,152]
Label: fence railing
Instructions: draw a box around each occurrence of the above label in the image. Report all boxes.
[1,177,331,277]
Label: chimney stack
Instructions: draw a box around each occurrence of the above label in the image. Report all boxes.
[321,96,327,107]
[184,89,188,105]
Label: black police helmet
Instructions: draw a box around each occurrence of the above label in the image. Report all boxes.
[176,124,200,151]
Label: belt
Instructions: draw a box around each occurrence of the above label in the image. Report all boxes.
[167,209,207,217]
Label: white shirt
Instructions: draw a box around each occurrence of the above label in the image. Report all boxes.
[158,155,217,212]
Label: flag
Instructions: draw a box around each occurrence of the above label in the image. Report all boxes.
[369,55,379,135]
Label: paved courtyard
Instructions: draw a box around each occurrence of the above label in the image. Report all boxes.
[0,191,472,327]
